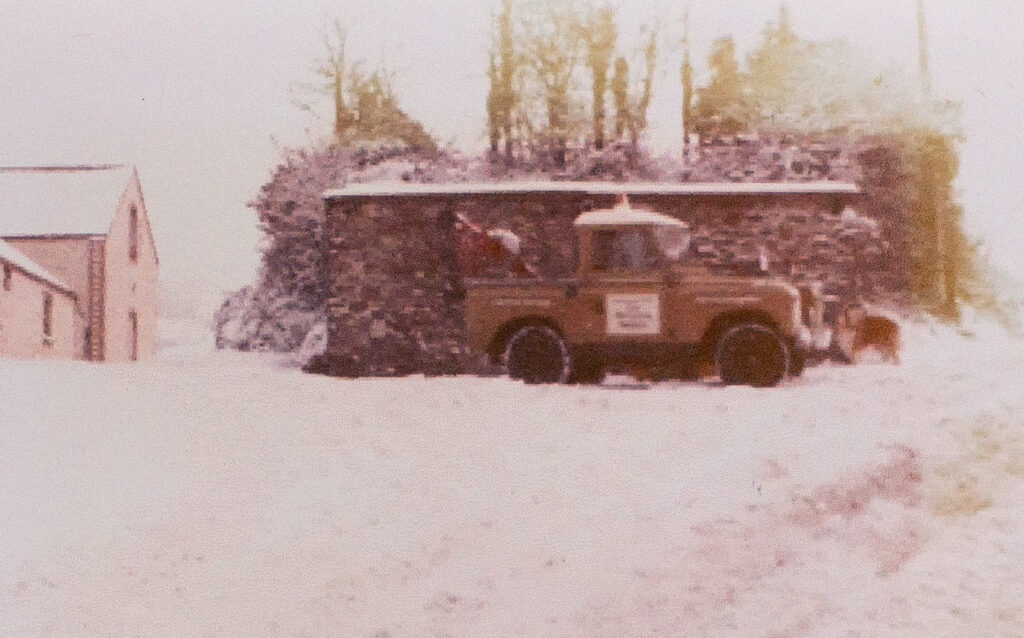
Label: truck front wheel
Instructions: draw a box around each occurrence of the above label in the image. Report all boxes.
[715,324,790,387]
[504,325,571,384]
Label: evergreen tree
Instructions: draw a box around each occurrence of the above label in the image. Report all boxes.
[692,36,747,136]
[344,66,436,153]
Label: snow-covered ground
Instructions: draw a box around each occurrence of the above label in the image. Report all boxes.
[2,320,1023,636]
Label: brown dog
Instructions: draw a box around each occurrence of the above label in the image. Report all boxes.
[838,304,902,364]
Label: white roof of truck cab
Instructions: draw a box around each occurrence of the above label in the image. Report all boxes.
[574,202,689,228]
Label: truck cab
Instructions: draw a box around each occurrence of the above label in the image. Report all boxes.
[464,199,815,386]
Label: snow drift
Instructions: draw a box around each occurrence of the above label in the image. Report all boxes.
[2,320,1022,636]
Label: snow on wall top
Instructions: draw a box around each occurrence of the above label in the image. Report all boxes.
[574,203,690,228]
[323,180,860,200]
[0,238,73,294]
[0,165,133,237]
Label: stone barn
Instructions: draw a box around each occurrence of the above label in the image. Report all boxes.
[0,165,159,362]
[314,181,879,377]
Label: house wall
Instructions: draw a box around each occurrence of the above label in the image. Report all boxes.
[3,236,96,359]
[102,172,159,362]
[0,262,77,359]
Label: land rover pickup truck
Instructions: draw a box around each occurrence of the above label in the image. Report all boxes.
[464,200,818,387]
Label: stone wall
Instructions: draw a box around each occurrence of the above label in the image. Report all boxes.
[310,135,915,377]
[313,198,471,377]
[314,185,903,377]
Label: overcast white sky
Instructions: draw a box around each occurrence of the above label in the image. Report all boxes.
[2,1,1023,300]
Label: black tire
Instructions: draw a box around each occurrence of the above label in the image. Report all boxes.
[715,324,790,387]
[504,325,571,384]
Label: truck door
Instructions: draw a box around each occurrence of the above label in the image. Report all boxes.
[573,227,666,345]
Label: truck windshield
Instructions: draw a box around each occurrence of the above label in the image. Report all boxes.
[592,229,660,271]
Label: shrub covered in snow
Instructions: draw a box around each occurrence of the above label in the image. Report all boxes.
[216,136,675,358]
[214,139,484,356]
[220,128,1011,366]
[214,285,323,353]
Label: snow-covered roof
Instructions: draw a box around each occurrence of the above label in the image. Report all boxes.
[0,165,133,237]
[0,238,73,295]
[574,203,689,228]
[324,180,860,199]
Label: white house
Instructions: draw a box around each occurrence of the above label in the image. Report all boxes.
[0,165,159,361]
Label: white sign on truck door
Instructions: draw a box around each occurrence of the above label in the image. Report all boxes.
[605,293,660,335]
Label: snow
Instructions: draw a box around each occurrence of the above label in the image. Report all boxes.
[574,203,690,228]
[324,180,860,199]
[486,229,522,255]
[0,165,132,237]
[1,319,1023,635]
[0,238,72,293]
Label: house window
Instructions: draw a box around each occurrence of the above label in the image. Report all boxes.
[42,293,53,343]
[129,206,139,263]
[129,310,139,361]
[2,263,11,290]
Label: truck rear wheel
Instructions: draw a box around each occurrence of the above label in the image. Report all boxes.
[715,324,789,387]
[504,325,571,384]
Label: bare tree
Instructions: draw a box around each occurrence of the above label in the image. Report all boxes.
[610,56,629,142]
[487,0,519,162]
[290,20,355,143]
[291,19,436,152]
[627,27,658,149]
[319,21,355,142]
[680,1,693,154]
[487,47,501,153]
[521,0,583,169]
[608,23,658,150]
[582,4,616,150]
